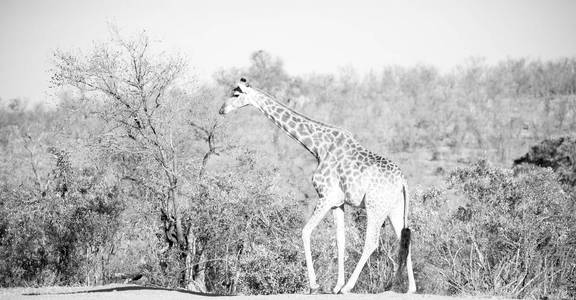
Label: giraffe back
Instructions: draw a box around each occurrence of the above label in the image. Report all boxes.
[317,130,405,207]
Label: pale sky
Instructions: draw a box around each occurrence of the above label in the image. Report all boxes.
[1,0,576,105]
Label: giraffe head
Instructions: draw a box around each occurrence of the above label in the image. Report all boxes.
[219,77,253,115]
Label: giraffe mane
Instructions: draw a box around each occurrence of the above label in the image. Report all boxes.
[251,86,343,131]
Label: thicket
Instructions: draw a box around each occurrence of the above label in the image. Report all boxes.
[411,161,575,299]
[0,141,124,286]
[514,136,576,190]
[1,30,575,298]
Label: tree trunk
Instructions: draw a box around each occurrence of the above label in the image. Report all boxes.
[167,181,207,292]
[184,221,207,292]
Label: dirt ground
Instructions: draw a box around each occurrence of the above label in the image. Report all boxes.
[1,284,509,300]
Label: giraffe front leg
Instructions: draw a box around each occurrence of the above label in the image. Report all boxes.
[302,202,332,294]
[332,205,346,294]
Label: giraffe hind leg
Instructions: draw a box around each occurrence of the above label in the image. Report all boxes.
[338,207,386,294]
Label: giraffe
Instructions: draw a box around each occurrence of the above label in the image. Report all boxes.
[219,78,417,294]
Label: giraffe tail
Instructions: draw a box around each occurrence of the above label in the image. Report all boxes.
[397,185,411,274]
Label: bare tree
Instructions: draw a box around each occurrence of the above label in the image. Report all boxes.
[51,29,222,291]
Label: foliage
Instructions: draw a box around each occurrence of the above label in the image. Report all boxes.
[186,149,306,295]
[123,148,307,294]
[0,146,124,286]
[514,136,576,189]
[412,161,575,299]
[51,29,227,291]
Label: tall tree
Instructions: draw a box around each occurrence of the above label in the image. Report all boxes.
[51,29,222,290]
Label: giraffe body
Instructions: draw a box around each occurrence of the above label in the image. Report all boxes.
[220,78,416,294]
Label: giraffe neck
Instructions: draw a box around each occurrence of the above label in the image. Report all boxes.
[250,89,336,159]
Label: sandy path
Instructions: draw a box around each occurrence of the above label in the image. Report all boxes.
[1,284,505,300]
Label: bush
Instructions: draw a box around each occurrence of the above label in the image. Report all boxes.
[514,136,576,189]
[146,149,309,295]
[412,161,575,298]
[0,149,124,287]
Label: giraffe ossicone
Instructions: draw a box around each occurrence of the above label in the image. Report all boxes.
[219,78,417,294]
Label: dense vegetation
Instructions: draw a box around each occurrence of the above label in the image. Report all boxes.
[412,162,575,298]
[1,32,574,298]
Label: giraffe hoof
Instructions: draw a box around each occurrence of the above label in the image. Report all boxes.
[338,287,351,294]
[332,284,344,294]
[308,285,321,294]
